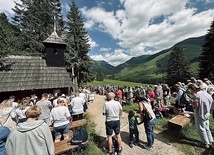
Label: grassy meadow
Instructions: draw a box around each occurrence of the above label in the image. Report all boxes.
[86,79,147,87]
[85,79,214,155]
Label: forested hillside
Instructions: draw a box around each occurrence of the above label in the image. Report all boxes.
[92,36,205,84]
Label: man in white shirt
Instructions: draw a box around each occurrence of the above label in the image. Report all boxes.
[70,93,84,121]
[53,93,62,108]
[103,92,123,155]
[36,93,52,126]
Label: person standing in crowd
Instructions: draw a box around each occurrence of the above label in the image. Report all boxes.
[162,84,171,106]
[138,95,156,150]
[116,87,122,104]
[128,86,134,104]
[204,78,214,97]
[9,95,18,109]
[79,90,88,112]
[70,93,84,121]
[36,93,53,126]
[128,110,139,148]
[0,126,10,155]
[0,99,17,130]
[6,106,54,155]
[197,80,208,92]
[173,84,184,114]
[187,83,214,148]
[61,94,69,107]
[102,92,123,155]
[154,85,163,107]
[53,92,62,107]
[16,99,30,123]
[50,99,71,143]
[148,87,155,110]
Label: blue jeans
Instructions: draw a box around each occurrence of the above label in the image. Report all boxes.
[129,128,139,144]
[194,111,213,144]
[144,118,156,147]
[53,123,70,137]
[0,126,10,155]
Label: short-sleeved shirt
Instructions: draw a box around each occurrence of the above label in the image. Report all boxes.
[79,93,86,102]
[193,90,213,118]
[70,97,84,115]
[128,115,138,130]
[116,90,122,99]
[16,107,30,119]
[36,100,52,120]
[53,98,58,108]
[50,106,71,127]
[102,100,122,122]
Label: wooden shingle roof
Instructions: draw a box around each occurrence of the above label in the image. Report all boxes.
[0,55,72,92]
[43,31,66,45]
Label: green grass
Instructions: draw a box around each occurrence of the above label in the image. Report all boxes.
[86,79,146,87]
[123,102,139,113]
[71,116,105,155]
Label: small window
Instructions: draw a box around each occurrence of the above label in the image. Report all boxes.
[54,49,58,54]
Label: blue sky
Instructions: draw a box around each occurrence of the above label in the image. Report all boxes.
[1,0,214,66]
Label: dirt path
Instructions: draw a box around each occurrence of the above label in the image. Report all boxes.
[87,94,185,155]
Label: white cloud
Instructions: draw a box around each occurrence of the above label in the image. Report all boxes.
[82,0,214,64]
[80,7,122,38]
[0,0,21,15]
[62,3,70,13]
[88,36,99,50]
[99,47,112,52]
[90,49,132,66]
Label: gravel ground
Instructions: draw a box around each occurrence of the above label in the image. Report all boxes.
[86,94,185,155]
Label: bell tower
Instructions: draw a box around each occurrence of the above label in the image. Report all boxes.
[43,16,66,67]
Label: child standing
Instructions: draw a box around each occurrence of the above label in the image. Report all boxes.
[128,110,139,148]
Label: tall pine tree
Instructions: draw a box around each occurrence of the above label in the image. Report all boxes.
[199,19,214,79]
[166,46,191,85]
[65,0,93,88]
[0,13,20,67]
[12,0,63,55]
[0,13,19,56]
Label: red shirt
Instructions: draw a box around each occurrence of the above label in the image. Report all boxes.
[116,90,122,99]
[149,91,155,101]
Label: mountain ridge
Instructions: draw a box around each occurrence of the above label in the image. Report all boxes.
[91,35,205,83]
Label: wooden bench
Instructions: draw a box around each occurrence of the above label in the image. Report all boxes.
[50,118,87,131]
[52,119,87,155]
[168,114,193,130]
[55,139,79,155]
[70,119,87,129]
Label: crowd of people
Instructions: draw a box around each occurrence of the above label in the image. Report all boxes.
[0,90,90,155]
[0,77,214,155]
[101,77,214,154]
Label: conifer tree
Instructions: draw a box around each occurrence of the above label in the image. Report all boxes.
[65,0,93,87]
[166,46,191,85]
[199,19,214,79]
[96,69,104,81]
[0,13,20,60]
[12,0,63,55]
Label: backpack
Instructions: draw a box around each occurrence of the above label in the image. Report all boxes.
[154,109,163,119]
[179,90,191,106]
[70,127,88,146]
